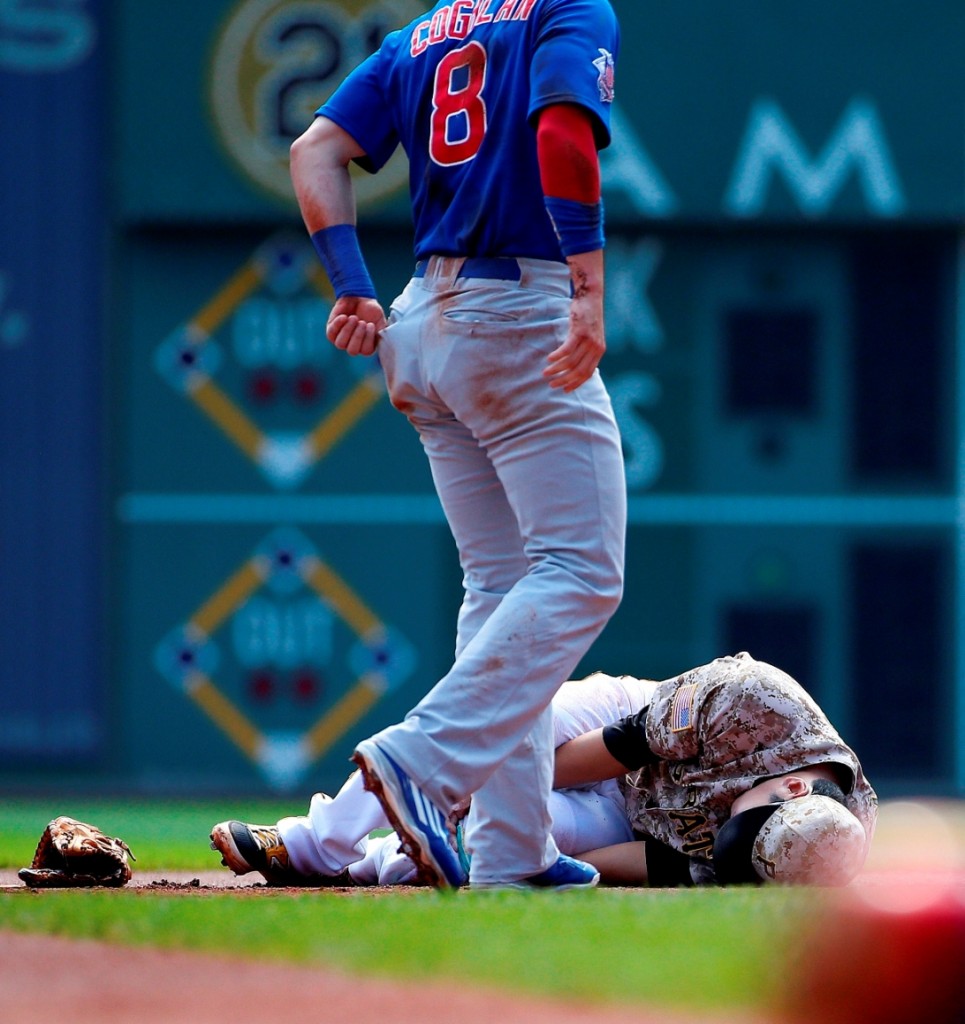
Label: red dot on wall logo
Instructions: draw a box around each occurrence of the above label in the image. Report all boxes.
[208,0,422,207]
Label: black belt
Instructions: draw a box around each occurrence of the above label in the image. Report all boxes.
[414,257,522,281]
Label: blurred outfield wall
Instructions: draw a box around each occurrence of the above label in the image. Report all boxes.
[1,0,963,797]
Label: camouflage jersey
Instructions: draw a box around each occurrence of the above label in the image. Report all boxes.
[622,651,878,886]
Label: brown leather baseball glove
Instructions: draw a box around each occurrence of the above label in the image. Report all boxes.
[18,816,135,888]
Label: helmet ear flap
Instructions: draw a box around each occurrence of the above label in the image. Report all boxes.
[712,805,780,885]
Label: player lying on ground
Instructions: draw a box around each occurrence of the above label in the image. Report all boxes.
[211,652,877,887]
[555,651,877,886]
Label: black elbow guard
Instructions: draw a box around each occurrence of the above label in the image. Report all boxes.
[602,706,660,770]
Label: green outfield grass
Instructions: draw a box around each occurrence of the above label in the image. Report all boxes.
[0,797,822,1017]
[0,796,306,871]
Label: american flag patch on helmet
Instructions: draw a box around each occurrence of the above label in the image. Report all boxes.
[671,683,697,732]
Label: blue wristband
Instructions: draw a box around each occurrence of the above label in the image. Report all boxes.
[310,224,377,299]
[543,197,605,257]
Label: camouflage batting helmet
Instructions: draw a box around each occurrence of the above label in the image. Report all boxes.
[714,795,868,886]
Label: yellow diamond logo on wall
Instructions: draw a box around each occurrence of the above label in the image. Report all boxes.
[155,527,415,790]
[155,232,384,489]
[208,0,423,207]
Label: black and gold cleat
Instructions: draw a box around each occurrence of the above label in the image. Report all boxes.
[209,820,352,887]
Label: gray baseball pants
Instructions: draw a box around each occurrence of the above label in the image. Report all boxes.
[371,255,626,885]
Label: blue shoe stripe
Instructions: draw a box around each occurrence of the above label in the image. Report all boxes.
[358,741,466,887]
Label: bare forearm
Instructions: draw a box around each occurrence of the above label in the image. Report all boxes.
[289,117,364,231]
[567,248,605,302]
[566,248,605,335]
[579,842,648,886]
[542,248,605,391]
[553,727,626,788]
[289,116,384,354]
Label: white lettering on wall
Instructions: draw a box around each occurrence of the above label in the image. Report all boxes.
[605,236,665,355]
[601,104,678,217]
[609,372,664,491]
[0,0,96,71]
[725,97,906,217]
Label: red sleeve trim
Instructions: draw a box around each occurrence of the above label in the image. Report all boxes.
[536,103,601,205]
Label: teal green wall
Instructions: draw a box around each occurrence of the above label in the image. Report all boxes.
[5,1,960,796]
[109,1,965,795]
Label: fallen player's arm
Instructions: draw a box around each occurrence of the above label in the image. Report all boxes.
[579,842,648,886]
[553,727,627,787]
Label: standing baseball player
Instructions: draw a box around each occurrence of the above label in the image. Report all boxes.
[288,0,626,889]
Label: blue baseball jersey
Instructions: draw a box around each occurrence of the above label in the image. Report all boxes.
[318,0,619,261]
